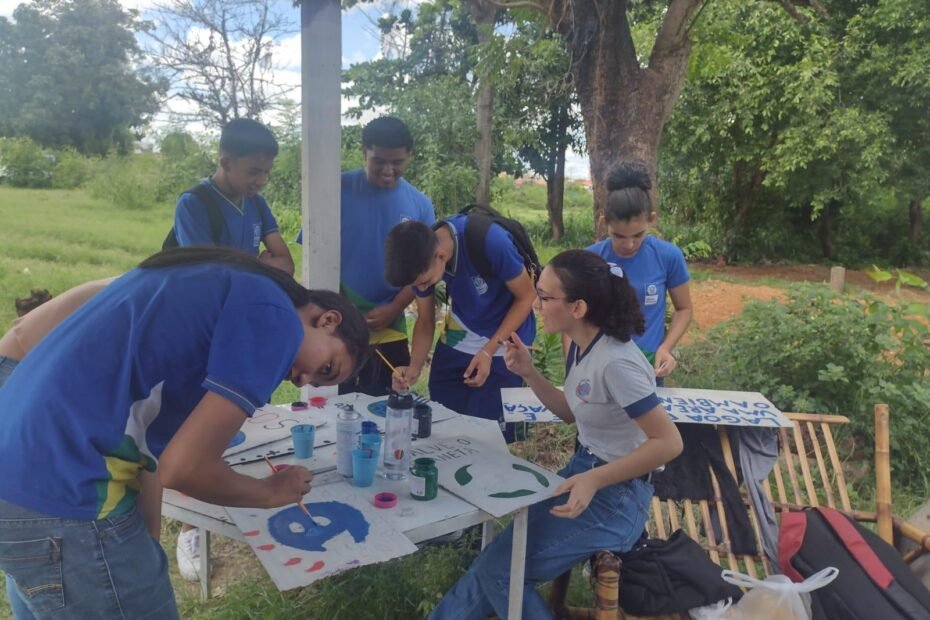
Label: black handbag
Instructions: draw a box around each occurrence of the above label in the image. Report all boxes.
[619,530,743,615]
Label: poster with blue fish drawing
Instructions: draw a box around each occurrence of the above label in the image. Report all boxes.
[227,480,417,591]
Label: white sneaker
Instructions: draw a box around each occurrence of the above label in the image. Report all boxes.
[176,528,201,581]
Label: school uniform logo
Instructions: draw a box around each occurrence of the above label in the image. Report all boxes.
[472,276,488,295]
[576,379,592,402]
[645,283,659,306]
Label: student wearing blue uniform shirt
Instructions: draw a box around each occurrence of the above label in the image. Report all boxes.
[587,162,693,384]
[428,250,682,620]
[0,248,368,619]
[173,118,294,275]
[384,217,536,442]
[297,117,435,396]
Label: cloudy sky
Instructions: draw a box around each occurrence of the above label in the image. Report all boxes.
[0,0,589,178]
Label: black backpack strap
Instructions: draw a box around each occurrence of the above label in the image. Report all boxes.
[186,182,226,244]
[461,205,497,281]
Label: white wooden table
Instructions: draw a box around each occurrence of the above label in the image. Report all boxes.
[162,400,532,619]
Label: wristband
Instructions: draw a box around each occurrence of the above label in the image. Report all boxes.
[480,350,492,360]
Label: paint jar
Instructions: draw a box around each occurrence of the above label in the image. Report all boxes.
[409,457,438,501]
[336,407,362,477]
[291,424,315,459]
[351,448,378,487]
[413,403,432,439]
[382,391,413,480]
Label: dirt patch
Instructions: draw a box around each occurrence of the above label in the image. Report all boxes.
[688,279,785,338]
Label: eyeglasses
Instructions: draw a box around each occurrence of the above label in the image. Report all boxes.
[536,292,568,303]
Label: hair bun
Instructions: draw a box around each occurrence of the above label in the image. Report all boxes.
[606,162,651,193]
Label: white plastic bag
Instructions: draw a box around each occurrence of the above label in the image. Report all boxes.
[714,567,839,620]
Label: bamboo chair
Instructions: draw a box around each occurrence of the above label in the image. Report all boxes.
[548,404,930,620]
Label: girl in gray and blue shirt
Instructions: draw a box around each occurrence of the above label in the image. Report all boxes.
[429,249,683,620]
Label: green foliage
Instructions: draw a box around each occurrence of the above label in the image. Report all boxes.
[0,0,164,154]
[676,285,930,493]
[0,137,55,188]
[868,265,929,295]
[660,0,930,266]
[86,155,164,210]
[51,148,94,189]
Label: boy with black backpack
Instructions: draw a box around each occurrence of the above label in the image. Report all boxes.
[384,205,538,442]
[166,118,294,275]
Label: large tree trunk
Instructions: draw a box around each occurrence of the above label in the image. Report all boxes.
[547,0,702,239]
[909,195,924,244]
[819,201,836,260]
[547,144,566,240]
[465,0,498,206]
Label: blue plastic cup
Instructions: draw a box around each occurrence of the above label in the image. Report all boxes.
[352,448,378,487]
[359,433,382,460]
[291,424,315,459]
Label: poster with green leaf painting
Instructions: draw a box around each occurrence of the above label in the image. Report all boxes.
[409,435,564,517]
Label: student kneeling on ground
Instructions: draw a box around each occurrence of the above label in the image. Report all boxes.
[428,250,683,620]
[0,247,369,620]
[384,217,536,442]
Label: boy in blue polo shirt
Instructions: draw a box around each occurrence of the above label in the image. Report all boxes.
[297,116,435,396]
[384,217,536,442]
[173,118,294,275]
[0,248,369,618]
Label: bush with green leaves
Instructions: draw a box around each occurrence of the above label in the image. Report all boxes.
[675,284,930,493]
[50,148,94,189]
[0,137,56,188]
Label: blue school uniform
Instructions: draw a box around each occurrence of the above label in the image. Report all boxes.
[174,180,279,255]
[587,235,690,358]
[415,214,535,441]
[0,264,302,521]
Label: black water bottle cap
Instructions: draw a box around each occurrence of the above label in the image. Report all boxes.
[388,391,413,410]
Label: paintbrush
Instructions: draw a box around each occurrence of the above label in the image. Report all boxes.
[497,338,541,351]
[374,348,398,375]
[263,454,319,527]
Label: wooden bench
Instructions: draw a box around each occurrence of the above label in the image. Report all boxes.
[548,405,930,619]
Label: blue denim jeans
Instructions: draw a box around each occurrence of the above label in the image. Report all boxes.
[0,500,178,619]
[0,355,18,389]
[428,450,654,620]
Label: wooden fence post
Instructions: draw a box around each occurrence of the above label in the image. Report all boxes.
[830,266,846,293]
[875,404,893,544]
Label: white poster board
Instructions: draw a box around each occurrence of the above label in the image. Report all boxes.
[410,434,564,518]
[503,386,791,428]
[227,480,417,591]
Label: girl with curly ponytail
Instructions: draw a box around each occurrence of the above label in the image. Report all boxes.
[428,249,682,620]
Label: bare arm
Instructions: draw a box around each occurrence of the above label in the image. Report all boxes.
[138,470,163,540]
[393,293,435,392]
[259,232,295,275]
[655,283,693,377]
[551,405,683,519]
[502,334,574,422]
[159,392,312,509]
[464,270,537,388]
[366,285,416,332]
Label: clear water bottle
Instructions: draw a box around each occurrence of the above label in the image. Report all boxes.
[336,406,362,477]
[382,391,414,480]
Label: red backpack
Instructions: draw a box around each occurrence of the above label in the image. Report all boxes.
[779,506,930,619]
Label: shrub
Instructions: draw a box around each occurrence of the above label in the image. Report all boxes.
[51,148,93,189]
[86,154,163,210]
[675,284,930,493]
[0,137,55,188]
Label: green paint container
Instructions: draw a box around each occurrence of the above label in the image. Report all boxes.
[410,457,438,501]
